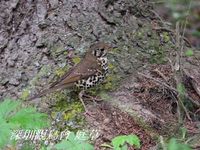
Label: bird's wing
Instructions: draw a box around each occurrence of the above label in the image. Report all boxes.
[50,52,102,88]
[49,66,77,88]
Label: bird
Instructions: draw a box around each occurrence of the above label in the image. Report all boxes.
[28,42,113,111]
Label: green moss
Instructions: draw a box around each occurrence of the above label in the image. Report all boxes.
[72,57,81,64]
[55,66,69,77]
[162,32,170,43]
[149,45,166,64]
[103,75,117,90]
[131,24,177,66]
[39,65,52,76]
[49,91,85,131]
[30,65,52,86]
[62,102,83,120]
[63,51,68,55]
[20,89,31,100]
[111,48,121,53]
[108,63,115,70]
[50,45,65,58]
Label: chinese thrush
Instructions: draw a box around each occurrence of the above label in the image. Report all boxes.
[28,42,112,110]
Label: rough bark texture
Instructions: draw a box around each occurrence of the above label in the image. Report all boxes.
[0,0,154,99]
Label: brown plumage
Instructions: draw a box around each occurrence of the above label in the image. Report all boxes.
[28,42,112,101]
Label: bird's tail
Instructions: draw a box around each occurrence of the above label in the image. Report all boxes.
[27,83,73,101]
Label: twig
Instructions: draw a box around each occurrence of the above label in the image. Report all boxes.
[152,68,168,82]
[139,72,200,106]
[181,0,192,51]
[174,22,184,123]
[138,72,200,119]
[138,72,173,95]
[173,0,193,121]
[150,10,169,27]
[154,27,192,47]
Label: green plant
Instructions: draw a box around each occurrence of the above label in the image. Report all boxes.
[167,138,191,150]
[101,134,141,150]
[112,135,141,150]
[0,99,49,148]
[177,83,186,96]
[53,132,94,150]
[149,44,166,64]
[185,49,194,57]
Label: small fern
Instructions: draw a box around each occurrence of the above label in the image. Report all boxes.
[0,99,49,148]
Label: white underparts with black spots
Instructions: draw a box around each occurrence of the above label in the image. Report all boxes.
[75,57,108,89]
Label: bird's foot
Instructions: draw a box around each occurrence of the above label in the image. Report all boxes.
[78,90,88,111]
[79,91,97,117]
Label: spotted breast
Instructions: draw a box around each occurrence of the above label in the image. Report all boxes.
[75,57,108,89]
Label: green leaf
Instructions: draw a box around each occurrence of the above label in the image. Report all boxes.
[0,99,50,148]
[0,120,15,148]
[0,99,20,119]
[192,30,200,38]
[177,83,185,96]
[10,107,49,129]
[126,135,141,148]
[167,138,191,150]
[112,134,141,150]
[112,135,126,150]
[0,99,21,148]
[54,132,94,150]
[121,145,128,150]
[185,49,193,57]
[181,127,187,140]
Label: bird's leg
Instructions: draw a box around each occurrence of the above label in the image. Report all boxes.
[78,90,88,112]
